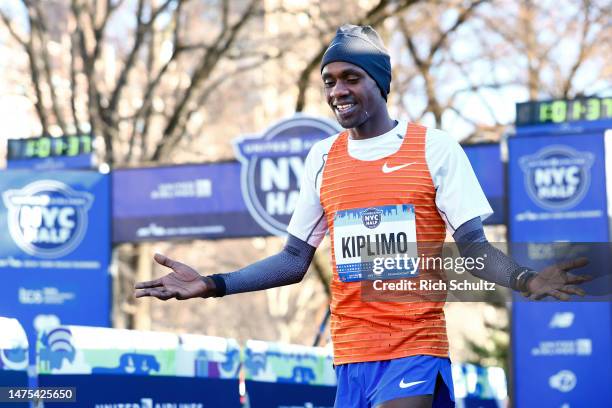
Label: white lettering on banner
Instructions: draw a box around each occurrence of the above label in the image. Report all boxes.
[19,205,75,244]
[260,157,304,191]
[520,146,593,211]
[265,191,300,215]
[150,179,211,200]
[549,312,575,328]
[260,157,303,215]
[195,180,211,197]
[515,210,602,222]
[2,180,93,258]
[534,166,580,199]
[93,401,203,408]
[549,370,577,393]
[0,258,100,269]
[19,288,43,304]
[261,158,289,190]
[136,223,225,238]
[531,338,592,356]
[18,287,76,305]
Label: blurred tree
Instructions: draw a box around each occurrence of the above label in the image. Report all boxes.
[0,0,279,165]
[465,317,510,374]
[1,0,608,159]
[388,0,610,142]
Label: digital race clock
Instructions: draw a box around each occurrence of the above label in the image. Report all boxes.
[7,134,93,160]
[516,97,612,127]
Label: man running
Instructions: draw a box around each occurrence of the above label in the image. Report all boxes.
[135,25,590,408]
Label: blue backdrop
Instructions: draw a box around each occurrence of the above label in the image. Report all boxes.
[509,129,612,406]
[0,171,111,362]
[463,143,505,225]
[112,163,269,242]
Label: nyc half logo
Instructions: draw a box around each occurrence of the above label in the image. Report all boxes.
[234,115,341,236]
[2,180,93,258]
[520,145,594,211]
[361,208,382,229]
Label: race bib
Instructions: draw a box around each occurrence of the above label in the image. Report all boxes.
[333,204,419,282]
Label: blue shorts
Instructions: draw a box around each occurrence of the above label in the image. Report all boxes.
[334,355,455,407]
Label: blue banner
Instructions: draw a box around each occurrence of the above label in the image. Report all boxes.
[463,143,505,225]
[39,374,241,407]
[515,119,612,138]
[0,171,111,362]
[6,154,94,171]
[112,162,269,242]
[508,133,609,241]
[512,302,612,406]
[509,131,612,406]
[245,381,336,408]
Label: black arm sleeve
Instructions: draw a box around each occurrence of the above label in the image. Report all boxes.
[208,234,316,297]
[453,217,536,292]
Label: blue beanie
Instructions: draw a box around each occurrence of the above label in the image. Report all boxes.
[321,24,391,100]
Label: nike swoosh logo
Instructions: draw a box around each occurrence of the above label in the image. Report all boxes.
[399,379,426,389]
[382,162,416,173]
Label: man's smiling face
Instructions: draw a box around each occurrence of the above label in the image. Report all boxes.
[322,61,384,129]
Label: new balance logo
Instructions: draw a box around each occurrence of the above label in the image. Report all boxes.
[399,379,426,389]
[382,162,416,173]
[549,312,574,328]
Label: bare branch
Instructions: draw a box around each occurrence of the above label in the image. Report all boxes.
[70,0,122,160]
[151,0,263,161]
[71,0,100,148]
[106,0,174,123]
[451,59,502,125]
[127,1,186,163]
[170,54,278,154]
[30,1,67,134]
[398,19,442,126]
[561,0,596,97]
[0,8,52,134]
[69,30,82,135]
[17,0,50,134]
[221,0,230,32]
[429,0,488,57]
[0,8,26,47]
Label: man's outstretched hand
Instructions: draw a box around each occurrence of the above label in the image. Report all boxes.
[526,257,592,301]
[134,253,216,300]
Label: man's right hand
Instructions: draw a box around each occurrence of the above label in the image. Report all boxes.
[134,253,217,300]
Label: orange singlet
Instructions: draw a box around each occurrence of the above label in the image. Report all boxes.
[320,123,449,365]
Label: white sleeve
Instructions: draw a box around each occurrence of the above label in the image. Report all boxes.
[286,141,329,247]
[426,128,493,234]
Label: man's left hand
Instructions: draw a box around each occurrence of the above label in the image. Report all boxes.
[526,257,592,301]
